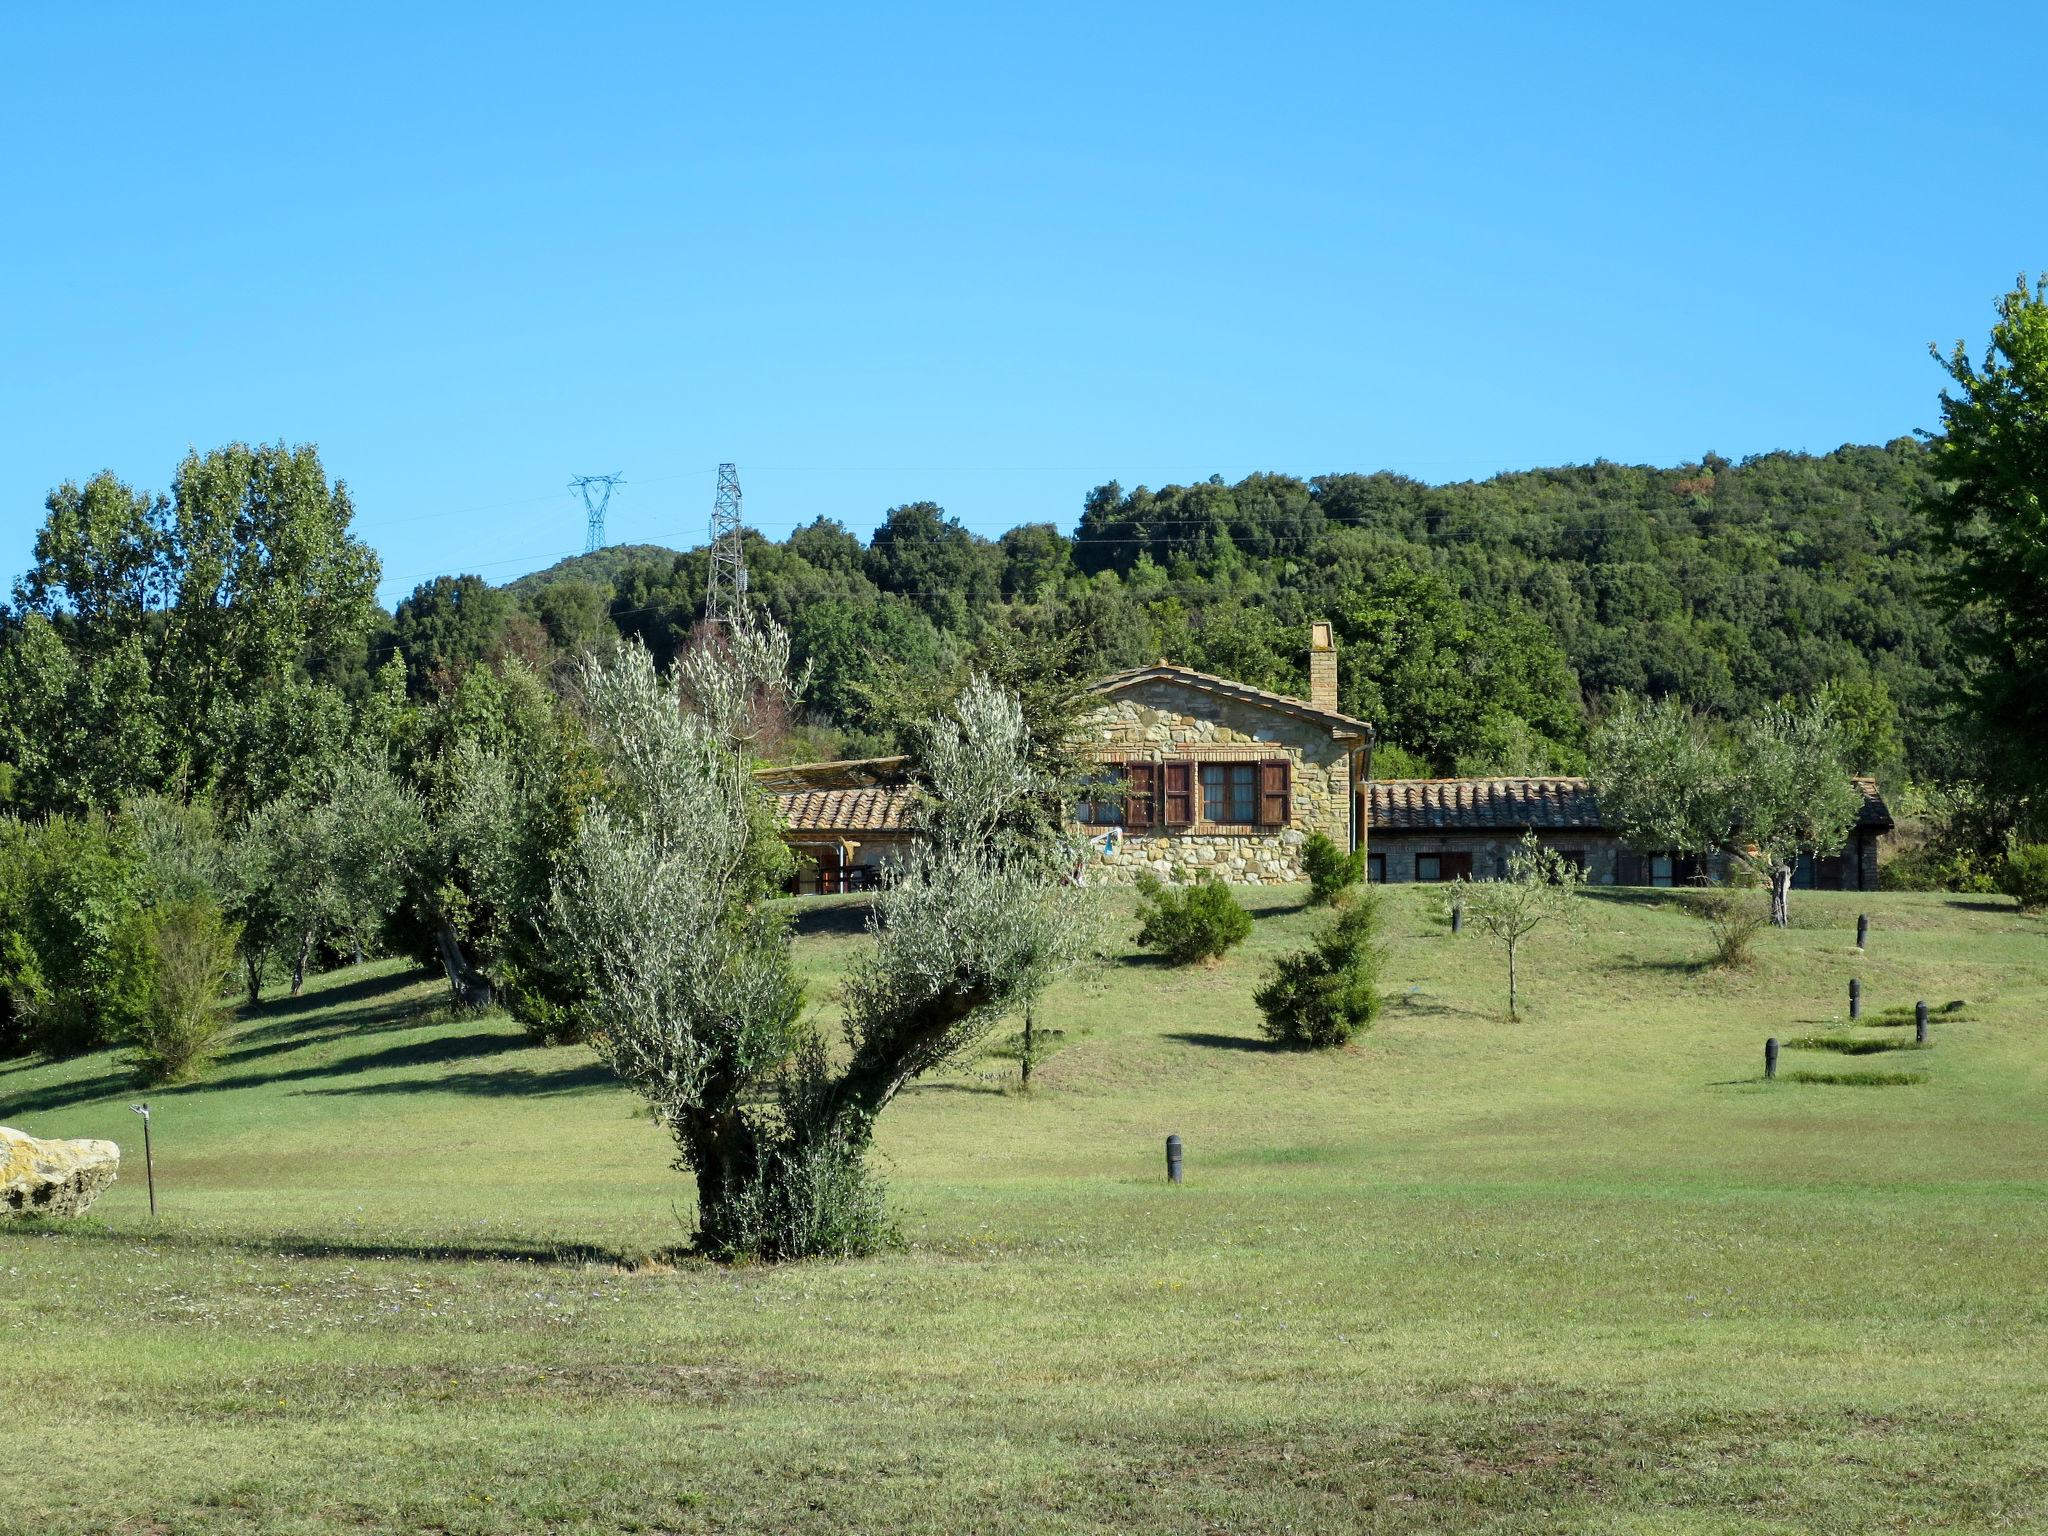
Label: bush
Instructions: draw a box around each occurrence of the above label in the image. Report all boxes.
[1133,872,1252,965]
[1301,831,1365,906]
[119,897,241,1086]
[1997,842,2048,913]
[0,813,151,1058]
[1255,890,1386,1047]
[1683,884,1768,967]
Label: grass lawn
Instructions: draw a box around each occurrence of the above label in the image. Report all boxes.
[3,885,2046,1534]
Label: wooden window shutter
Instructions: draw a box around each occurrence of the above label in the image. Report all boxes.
[1443,851,1473,880]
[1124,762,1156,828]
[1259,759,1291,827]
[1162,760,1194,826]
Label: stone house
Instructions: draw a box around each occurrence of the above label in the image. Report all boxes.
[1070,623,1373,885]
[1363,775,1892,890]
[761,624,1893,893]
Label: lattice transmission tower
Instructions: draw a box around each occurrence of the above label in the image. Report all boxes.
[705,461,749,628]
[570,472,624,554]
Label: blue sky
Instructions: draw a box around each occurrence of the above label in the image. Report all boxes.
[4,3,2042,608]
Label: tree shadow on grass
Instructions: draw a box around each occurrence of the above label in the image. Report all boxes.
[245,967,432,1025]
[1580,888,1678,911]
[1386,991,1490,1021]
[1251,900,1311,920]
[1608,955,1709,976]
[4,1221,646,1269]
[182,1029,521,1096]
[903,1079,1009,1097]
[1167,1030,1283,1053]
[786,899,875,941]
[298,1060,619,1099]
[0,1067,136,1119]
[1945,897,2018,914]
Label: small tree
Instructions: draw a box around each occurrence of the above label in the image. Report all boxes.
[550,620,1084,1261]
[1446,832,1586,1021]
[1683,884,1768,967]
[1592,695,1862,926]
[118,896,240,1085]
[1133,871,1252,964]
[1255,890,1386,1047]
[1301,831,1365,906]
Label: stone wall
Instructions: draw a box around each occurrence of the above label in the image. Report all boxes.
[1076,681,1356,886]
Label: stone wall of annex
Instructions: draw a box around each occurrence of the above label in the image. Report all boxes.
[1075,681,1355,886]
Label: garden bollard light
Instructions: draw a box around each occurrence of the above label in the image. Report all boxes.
[128,1103,156,1218]
[1916,1000,1929,1044]
[1764,1038,1779,1080]
[1451,901,1463,936]
[1857,913,1869,950]
[1166,1134,1183,1185]
[1849,978,1861,1021]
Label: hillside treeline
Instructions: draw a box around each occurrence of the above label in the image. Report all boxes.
[501,440,1950,780]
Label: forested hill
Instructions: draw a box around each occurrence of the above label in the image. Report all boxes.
[491,440,1950,780]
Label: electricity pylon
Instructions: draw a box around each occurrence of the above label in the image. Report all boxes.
[570,472,624,554]
[705,462,749,628]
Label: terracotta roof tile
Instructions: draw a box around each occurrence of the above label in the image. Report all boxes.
[774,785,914,835]
[1368,775,1894,832]
[1368,777,1603,831]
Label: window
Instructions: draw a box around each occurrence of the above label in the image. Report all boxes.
[1367,852,1386,885]
[1415,851,1472,883]
[1201,762,1259,826]
[1649,854,1675,888]
[1074,764,1128,826]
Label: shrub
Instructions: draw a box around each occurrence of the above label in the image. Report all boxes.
[1301,832,1365,906]
[1133,872,1251,965]
[1997,842,2048,913]
[0,812,151,1057]
[1684,884,1768,967]
[1255,890,1386,1048]
[119,897,241,1086]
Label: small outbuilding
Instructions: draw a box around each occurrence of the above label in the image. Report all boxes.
[1363,775,1892,889]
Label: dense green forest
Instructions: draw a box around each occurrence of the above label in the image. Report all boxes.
[494,440,1950,781]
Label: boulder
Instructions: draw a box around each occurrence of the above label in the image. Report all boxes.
[1,1125,120,1220]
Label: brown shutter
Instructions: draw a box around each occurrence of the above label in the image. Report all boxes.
[1259,759,1290,826]
[1616,850,1643,886]
[1443,851,1473,880]
[1163,760,1194,826]
[1124,762,1156,828]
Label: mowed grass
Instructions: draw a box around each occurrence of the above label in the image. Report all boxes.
[3,886,2046,1534]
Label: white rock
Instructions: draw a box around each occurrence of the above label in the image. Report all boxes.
[1,1126,120,1220]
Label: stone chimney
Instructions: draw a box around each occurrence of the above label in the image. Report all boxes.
[1308,621,1338,711]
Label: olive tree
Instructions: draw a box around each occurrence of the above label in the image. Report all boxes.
[1446,832,1586,1022]
[1592,695,1861,927]
[234,756,424,998]
[552,619,1083,1260]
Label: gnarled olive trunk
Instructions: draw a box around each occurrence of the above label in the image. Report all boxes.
[1769,864,1793,928]
[434,917,494,1010]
